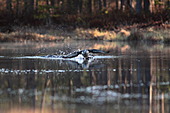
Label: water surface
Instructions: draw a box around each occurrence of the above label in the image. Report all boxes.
[0,41,169,113]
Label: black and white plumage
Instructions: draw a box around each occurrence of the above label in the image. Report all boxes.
[62,49,109,59]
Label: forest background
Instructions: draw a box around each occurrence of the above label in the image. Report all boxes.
[0,0,169,41]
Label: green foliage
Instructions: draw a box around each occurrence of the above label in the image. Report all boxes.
[34,5,60,19]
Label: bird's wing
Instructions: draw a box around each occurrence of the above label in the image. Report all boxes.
[62,51,82,58]
[88,49,109,54]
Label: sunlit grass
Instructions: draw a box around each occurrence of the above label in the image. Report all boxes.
[0,26,67,42]
[0,26,170,42]
[75,28,117,40]
[0,32,64,42]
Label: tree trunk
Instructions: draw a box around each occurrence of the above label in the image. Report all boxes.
[127,0,134,13]
[67,0,72,13]
[116,0,119,10]
[144,0,150,13]
[24,0,28,13]
[6,0,12,13]
[50,0,55,6]
[73,0,79,14]
[98,0,102,10]
[87,0,92,14]
[24,0,34,18]
[136,0,142,14]
[78,0,83,13]
[35,0,39,11]
[29,0,34,12]
[46,0,49,5]
[167,1,170,8]
[120,0,125,10]
[60,0,65,11]
[16,0,19,16]
[103,0,106,7]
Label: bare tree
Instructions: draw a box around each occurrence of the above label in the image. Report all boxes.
[144,0,150,13]
[78,0,83,13]
[127,0,134,13]
[67,0,72,13]
[16,0,19,16]
[73,0,79,14]
[6,0,12,13]
[116,0,119,10]
[30,0,34,12]
[24,0,34,18]
[35,0,39,11]
[103,0,106,7]
[136,0,142,14]
[50,0,55,6]
[87,0,92,14]
[121,0,125,10]
[98,0,102,10]
[46,0,49,5]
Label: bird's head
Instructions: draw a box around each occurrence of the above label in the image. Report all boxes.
[81,50,89,58]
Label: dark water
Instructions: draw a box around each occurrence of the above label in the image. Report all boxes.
[0,41,169,113]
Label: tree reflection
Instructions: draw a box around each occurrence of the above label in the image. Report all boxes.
[0,43,170,113]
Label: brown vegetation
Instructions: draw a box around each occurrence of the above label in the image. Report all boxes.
[0,27,65,42]
[0,25,169,42]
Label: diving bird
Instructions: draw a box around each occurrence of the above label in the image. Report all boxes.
[62,49,109,59]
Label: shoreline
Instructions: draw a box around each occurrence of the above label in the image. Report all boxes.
[0,23,170,43]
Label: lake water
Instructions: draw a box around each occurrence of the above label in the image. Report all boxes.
[0,41,169,113]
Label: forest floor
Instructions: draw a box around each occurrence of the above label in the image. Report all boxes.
[0,22,170,43]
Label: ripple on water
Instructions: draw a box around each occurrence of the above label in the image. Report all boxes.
[0,68,91,75]
[0,67,149,75]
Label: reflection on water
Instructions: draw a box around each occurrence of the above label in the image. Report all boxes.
[0,41,170,113]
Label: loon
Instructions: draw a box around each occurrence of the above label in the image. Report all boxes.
[62,49,109,59]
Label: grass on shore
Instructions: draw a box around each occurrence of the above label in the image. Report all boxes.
[75,27,170,43]
[0,25,170,42]
[0,26,67,42]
